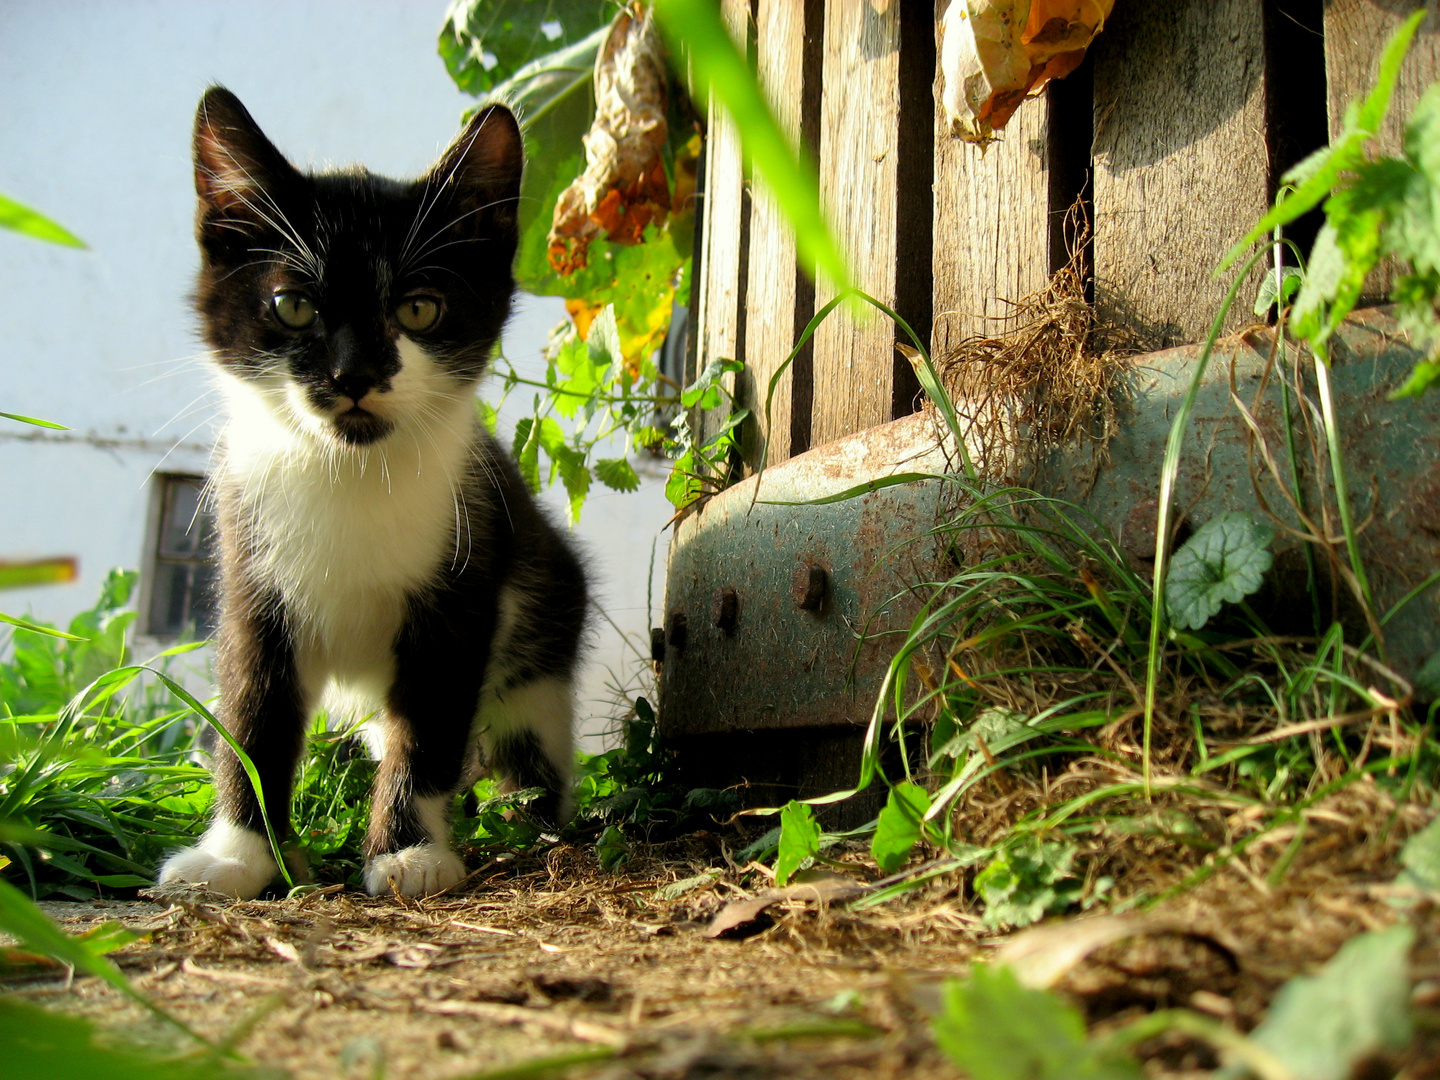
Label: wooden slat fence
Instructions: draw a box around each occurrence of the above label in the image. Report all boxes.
[688,0,1440,472]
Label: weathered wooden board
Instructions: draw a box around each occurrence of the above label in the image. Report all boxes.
[810,0,903,447]
[930,0,1052,355]
[1324,0,1440,302]
[1090,0,1270,347]
[742,0,811,469]
[692,0,751,448]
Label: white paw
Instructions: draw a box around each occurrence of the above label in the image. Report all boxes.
[158,822,277,900]
[364,844,465,897]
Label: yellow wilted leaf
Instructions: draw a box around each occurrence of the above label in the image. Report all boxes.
[940,0,1115,146]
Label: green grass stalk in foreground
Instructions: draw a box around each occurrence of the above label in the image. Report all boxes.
[651,0,852,294]
[1142,247,1265,794]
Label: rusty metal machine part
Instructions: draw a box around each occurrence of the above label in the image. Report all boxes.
[658,310,1440,812]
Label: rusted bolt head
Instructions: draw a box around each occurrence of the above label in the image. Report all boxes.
[1122,500,1161,562]
[712,587,738,633]
[649,626,666,663]
[791,563,827,611]
[1122,499,1190,564]
[665,610,689,651]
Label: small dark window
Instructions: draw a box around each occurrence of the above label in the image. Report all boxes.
[144,475,218,638]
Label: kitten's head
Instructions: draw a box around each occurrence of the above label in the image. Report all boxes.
[192,86,522,447]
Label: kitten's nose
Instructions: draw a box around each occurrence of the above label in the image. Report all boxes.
[328,326,379,403]
[333,371,374,403]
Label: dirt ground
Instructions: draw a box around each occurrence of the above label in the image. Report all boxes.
[7,783,1440,1080]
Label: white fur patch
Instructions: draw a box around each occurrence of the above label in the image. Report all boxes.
[362,794,464,897]
[158,821,277,900]
[477,676,576,818]
[216,337,476,703]
[363,844,466,897]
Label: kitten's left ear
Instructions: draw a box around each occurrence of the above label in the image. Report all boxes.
[427,105,524,237]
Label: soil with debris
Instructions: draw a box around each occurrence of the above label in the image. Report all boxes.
[6,782,1440,1080]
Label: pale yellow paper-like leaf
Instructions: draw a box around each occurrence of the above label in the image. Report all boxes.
[941,0,1115,145]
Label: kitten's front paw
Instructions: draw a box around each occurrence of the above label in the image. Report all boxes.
[158,823,277,900]
[364,844,465,897]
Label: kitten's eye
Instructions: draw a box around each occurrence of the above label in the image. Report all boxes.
[272,291,317,330]
[396,295,441,333]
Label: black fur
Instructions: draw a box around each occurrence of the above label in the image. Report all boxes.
[160,87,586,899]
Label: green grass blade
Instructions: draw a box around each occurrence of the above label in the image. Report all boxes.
[652,0,851,292]
[0,877,209,1044]
[145,669,295,891]
[749,291,849,506]
[0,411,68,429]
[0,191,86,248]
[0,611,87,641]
[1144,247,1266,794]
[756,471,943,506]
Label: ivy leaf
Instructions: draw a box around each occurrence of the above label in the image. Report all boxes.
[1165,512,1274,631]
[1253,266,1303,316]
[1243,926,1414,1080]
[774,800,820,887]
[665,446,699,508]
[932,963,1141,1080]
[595,824,629,870]
[475,398,499,434]
[594,457,640,492]
[871,782,930,874]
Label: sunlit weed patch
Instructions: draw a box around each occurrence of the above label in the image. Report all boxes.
[762,104,1440,931]
[0,571,211,899]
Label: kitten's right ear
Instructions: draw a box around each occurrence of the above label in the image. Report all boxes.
[193,86,297,227]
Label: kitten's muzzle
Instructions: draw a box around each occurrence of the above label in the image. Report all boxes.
[327,325,390,403]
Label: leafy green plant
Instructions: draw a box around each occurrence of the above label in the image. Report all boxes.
[973,838,1094,931]
[870,781,930,874]
[933,963,1140,1080]
[1240,925,1414,1080]
[774,800,820,886]
[1225,10,1437,396]
[930,947,1408,1080]
[441,1,698,516]
[439,0,852,514]
[1164,512,1274,631]
[1,572,212,899]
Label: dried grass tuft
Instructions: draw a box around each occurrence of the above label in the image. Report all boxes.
[934,202,1137,480]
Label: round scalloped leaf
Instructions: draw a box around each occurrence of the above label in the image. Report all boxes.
[1164,511,1274,631]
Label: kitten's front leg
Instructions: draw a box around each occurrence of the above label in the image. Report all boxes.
[159,588,308,900]
[362,604,487,897]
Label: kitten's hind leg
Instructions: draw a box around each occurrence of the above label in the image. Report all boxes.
[481,678,576,828]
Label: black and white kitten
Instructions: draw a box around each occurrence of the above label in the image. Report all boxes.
[159,87,586,899]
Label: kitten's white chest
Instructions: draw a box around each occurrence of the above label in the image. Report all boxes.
[219,370,473,696]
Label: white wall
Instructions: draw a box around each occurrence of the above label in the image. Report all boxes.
[0,0,669,740]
